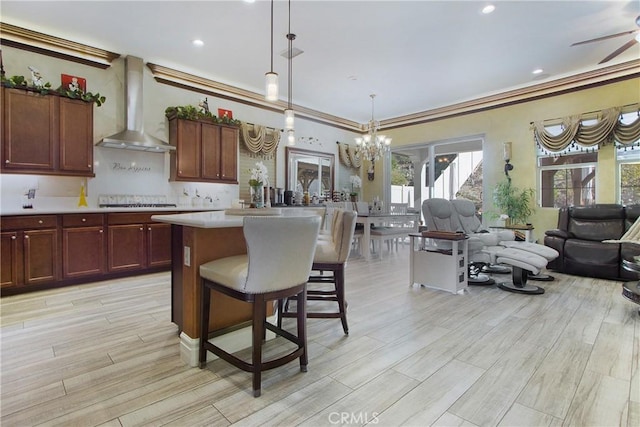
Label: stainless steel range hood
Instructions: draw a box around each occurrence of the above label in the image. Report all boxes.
[98,56,175,152]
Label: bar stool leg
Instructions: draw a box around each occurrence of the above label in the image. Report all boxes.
[335,267,348,335]
[252,296,266,397]
[199,283,211,369]
[297,287,308,372]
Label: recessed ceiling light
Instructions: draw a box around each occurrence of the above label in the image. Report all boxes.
[532,68,544,74]
[192,39,204,47]
[482,4,495,14]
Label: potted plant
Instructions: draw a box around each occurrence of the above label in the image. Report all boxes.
[492,178,535,226]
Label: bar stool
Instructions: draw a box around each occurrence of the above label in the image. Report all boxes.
[199,215,320,397]
[279,209,357,334]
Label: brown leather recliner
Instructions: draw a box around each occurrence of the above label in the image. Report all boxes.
[544,204,640,280]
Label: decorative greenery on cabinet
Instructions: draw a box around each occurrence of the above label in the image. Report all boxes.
[1,75,106,106]
[165,105,241,126]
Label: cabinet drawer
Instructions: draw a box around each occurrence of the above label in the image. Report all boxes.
[108,213,154,225]
[63,214,104,228]
[1,215,58,231]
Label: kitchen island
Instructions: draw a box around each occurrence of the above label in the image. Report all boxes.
[152,209,320,366]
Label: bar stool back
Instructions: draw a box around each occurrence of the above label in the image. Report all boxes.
[279,209,357,334]
[199,215,321,397]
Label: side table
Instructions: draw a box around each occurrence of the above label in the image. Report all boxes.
[489,224,534,242]
[409,231,468,294]
[622,259,640,315]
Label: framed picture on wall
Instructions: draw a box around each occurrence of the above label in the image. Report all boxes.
[61,74,86,93]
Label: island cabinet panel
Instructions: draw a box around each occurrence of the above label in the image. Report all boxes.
[169,117,238,183]
[1,87,95,177]
[0,215,60,291]
[62,214,105,279]
[2,88,57,171]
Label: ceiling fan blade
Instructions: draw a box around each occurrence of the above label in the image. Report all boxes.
[571,29,638,46]
[599,39,639,63]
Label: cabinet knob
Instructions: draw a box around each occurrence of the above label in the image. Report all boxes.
[11,235,16,240]
[38,220,43,224]
[82,218,86,222]
[139,227,144,231]
[24,235,29,239]
[99,230,103,233]
[5,160,9,164]
[148,227,151,231]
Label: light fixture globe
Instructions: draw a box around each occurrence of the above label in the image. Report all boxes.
[284,109,295,130]
[265,72,278,101]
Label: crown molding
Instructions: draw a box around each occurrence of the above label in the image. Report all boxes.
[0,22,120,69]
[380,59,640,130]
[2,21,636,131]
[146,63,362,133]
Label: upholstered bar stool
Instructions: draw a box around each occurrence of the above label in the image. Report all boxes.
[199,215,320,397]
[279,209,357,335]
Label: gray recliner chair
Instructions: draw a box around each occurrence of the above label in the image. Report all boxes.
[450,198,513,275]
[422,198,495,285]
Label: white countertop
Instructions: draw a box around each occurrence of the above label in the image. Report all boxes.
[0,206,224,216]
[152,208,321,229]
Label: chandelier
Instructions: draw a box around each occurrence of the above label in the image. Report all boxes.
[354,94,391,162]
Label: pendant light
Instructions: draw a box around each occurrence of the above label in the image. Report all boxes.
[264,0,278,101]
[284,0,295,145]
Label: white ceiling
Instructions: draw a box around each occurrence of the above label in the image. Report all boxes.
[2,1,639,124]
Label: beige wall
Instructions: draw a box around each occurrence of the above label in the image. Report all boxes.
[380,78,640,241]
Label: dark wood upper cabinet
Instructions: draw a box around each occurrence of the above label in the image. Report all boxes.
[169,117,238,183]
[1,87,95,177]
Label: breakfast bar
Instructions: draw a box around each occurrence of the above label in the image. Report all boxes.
[151,209,315,366]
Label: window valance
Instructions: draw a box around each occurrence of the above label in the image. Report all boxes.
[240,122,281,157]
[532,105,640,153]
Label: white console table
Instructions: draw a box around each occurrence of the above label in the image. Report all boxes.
[409,232,468,294]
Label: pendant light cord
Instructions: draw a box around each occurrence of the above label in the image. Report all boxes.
[287,0,294,110]
[270,0,274,72]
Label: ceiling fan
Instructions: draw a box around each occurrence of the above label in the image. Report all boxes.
[571,15,640,64]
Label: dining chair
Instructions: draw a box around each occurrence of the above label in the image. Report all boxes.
[198,215,321,397]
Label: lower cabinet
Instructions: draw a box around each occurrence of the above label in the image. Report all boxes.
[0,215,60,290]
[62,214,106,279]
[107,213,172,273]
[1,212,174,295]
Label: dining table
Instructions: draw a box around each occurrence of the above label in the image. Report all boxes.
[356,211,420,260]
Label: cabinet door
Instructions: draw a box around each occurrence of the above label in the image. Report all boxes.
[147,223,172,268]
[23,229,59,286]
[175,120,201,179]
[108,224,145,272]
[219,127,238,182]
[59,97,94,175]
[1,231,20,289]
[63,226,105,278]
[2,89,57,171]
[201,122,221,180]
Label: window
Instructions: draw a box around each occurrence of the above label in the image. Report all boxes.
[617,112,640,204]
[537,123,598,208]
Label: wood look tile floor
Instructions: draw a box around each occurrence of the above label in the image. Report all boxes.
[1,247,639,426]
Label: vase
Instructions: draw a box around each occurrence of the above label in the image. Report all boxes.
[250,184,264,208]
[350,194,358,202]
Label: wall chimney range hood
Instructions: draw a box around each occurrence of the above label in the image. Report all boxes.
[98,56,175,152]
